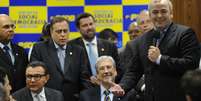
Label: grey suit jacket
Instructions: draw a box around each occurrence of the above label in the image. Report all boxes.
[12,87,64,101]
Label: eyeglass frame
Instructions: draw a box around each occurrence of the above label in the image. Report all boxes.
[26,74,47,81]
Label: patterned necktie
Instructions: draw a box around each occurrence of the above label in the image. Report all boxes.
[87,43,98,75]
[3,45,12,63]
[104,90,111,101]
[57,47,65,72]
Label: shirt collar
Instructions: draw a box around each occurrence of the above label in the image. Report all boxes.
[156,22,172,33]
[31,87,46,98]
[53,41,66,50]
[100,84,111,96]
[0,42,12,50]
[82,36,97,46]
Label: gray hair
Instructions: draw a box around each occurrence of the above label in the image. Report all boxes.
[95,56,116,71]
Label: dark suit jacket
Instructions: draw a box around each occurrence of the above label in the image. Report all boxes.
[120,23,200,101]
[79,86,127,101]
[30,39,89,101]
[0,42,28,92]
[68,37,122,82]
[12,87,64,101]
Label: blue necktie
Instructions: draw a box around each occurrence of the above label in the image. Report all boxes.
[87,43,98,75]
[3,45,12,63]
[57,47,65,73]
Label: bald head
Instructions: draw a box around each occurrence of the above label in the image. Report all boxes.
[0,14,11,20]
[0,14,15,44]
[149,0,173,12]
[148,0,173,29]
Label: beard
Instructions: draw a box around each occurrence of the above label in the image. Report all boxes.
[81,29,96,42]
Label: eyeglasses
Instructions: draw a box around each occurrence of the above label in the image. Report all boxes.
[1,24,16,29]
[55,29,68,34]
[26,74,46,81]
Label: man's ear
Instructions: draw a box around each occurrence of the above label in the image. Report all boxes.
[45,74,50,83]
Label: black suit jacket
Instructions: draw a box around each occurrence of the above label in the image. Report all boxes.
[30,39,89,101]
[79,86,126,101]
[120,23,200,101]
[12,87,64,101]
[0,42,28,92]
[68,37,122,82]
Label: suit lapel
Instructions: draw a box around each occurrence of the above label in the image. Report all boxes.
[93,86,101,101]
[44,88,52,101]
[97,39,105,56]
[159,23,176,47]
[25,88,34,101]
[79,38,89,58]
[48,39,64,75]
[63,45,72,74]
[0,48,11,65]
[11,43,20,66]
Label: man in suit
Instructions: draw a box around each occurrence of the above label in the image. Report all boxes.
[0,14,28,92]
[110,0,200,101]
[13,61,64,101]
[30,16,89,101]
[69,13,122,84]
[0,67,15,101]
[80,56,126,101]
[181,69,201,101]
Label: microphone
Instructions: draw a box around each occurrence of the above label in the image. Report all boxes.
[152,29,160,47]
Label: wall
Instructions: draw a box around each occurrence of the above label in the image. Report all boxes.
[171,0,201,42]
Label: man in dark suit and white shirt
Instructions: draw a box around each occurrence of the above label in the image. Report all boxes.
[30,16,89,101]
[69,13,122,84]
[13,61,64,101]
[110,0,200,101]
[80,56,126,101]
[0,14,28,93]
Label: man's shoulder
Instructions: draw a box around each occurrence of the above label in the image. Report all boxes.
[98,38,112,44]
[80,86,99,95]
[68,37,82,44]
[170,23,192,33]
[11,42,25,51]
[12,87,29,96]
[45,87,63,95]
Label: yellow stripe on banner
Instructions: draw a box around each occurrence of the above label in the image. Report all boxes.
[85,5,123,32]
[69,32,81,40]
[0,0,9,6]
[47,0,84,6]
[9,6,47,33]
[123,0,150,5]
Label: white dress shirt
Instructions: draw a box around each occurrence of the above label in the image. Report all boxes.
[31,87,47,101]
[100,85,114,101]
